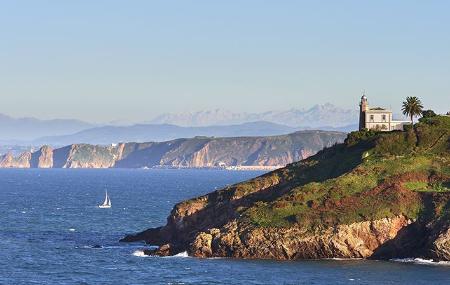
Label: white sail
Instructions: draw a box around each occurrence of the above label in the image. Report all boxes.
[103,191,109,205]
[99,191,111,208]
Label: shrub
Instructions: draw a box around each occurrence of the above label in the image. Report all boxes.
[421,110,437,119]
[345,129,378,146]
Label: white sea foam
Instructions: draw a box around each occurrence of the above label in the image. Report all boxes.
[174,251,189,257]
[132,249,190,258]
[161,251,190,259]
[391,258,450,266]
[324,258,363,261]
[132,250,148,257]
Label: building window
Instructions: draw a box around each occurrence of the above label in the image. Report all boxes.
[382,114,386,122]
[370,115,374,122]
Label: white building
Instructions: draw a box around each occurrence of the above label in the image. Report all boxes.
[359,96,410,131]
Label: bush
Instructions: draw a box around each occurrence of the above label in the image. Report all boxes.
[373,129,417,156]
[345,129,378,146]
[421,110,437,119]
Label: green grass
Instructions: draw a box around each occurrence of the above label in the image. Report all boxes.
[244,117,450,228]
[246,153,448,228]
[181,116,450,231]
[404,181,429,191]
[404,181,450,192]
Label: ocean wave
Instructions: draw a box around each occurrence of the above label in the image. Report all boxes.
[173,251,189,258]
[132,250,148,257]
[391,258,450,266]
[161,251,190,258]
[132,249,190,258]
[323,258,363,261]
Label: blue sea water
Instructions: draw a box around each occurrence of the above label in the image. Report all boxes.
[0,169,449,285]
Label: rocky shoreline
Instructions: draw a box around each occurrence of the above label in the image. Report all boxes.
[121,116,450,261]
[121,185,450,261]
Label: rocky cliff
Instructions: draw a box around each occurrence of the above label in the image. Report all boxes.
[0,151,31,168]
[30,145,53,168]
[121,116,450,261]
[0,131,345,169]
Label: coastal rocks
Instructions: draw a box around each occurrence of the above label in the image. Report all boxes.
[422,218,450,261]
[121,170,450,261]
[188,216,413,259]
[190,228,222,258]
[143,244,174,256]
[431,227,450,260]
[190,232,214,258]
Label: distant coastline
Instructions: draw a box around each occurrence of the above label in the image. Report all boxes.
[149,165,283,171]
[0,130,345,169]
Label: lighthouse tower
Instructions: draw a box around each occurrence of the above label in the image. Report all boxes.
[359,95,368,130]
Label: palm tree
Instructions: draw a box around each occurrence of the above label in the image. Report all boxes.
[402,96,423,124]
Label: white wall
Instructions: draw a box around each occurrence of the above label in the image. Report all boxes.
[365,112,392,123]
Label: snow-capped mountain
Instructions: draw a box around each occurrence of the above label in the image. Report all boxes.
[149,104,359,128]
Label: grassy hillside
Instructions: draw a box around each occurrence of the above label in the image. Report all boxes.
[241,116,449,229]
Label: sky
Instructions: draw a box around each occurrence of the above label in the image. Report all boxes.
[0,0,448,123]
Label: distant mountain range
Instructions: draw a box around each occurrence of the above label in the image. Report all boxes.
[149,104,359,128]
[0,104,359,146]
[0,113,93,142]
[33,121,299,145]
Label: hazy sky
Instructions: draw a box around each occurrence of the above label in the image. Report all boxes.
[0,1,448,122]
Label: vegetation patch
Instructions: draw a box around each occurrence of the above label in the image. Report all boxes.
[243,116,450,230]
[404,181,450,193]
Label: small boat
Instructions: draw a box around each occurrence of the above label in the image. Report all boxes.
[99,191,111,208]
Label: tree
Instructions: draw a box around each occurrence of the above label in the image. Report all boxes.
[402,96,423,124]
[421,109,436,118]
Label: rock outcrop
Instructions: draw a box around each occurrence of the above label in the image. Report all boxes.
[31,145,53,168]
[0,152,31,168]
[188,216,413,259]
[121,115,450,261]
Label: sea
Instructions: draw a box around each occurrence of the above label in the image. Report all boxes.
[0,169,449,285]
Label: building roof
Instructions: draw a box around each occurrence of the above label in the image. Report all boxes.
[366,108,392,114]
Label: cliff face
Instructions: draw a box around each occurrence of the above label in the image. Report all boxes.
[0,131,346,169]
[0,152,31,168]
[62,144,121,168]
[30,145,53,168]
[121,116,450,261]
[189,216,413,259]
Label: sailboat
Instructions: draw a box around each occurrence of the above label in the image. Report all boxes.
[98,190,111,208]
